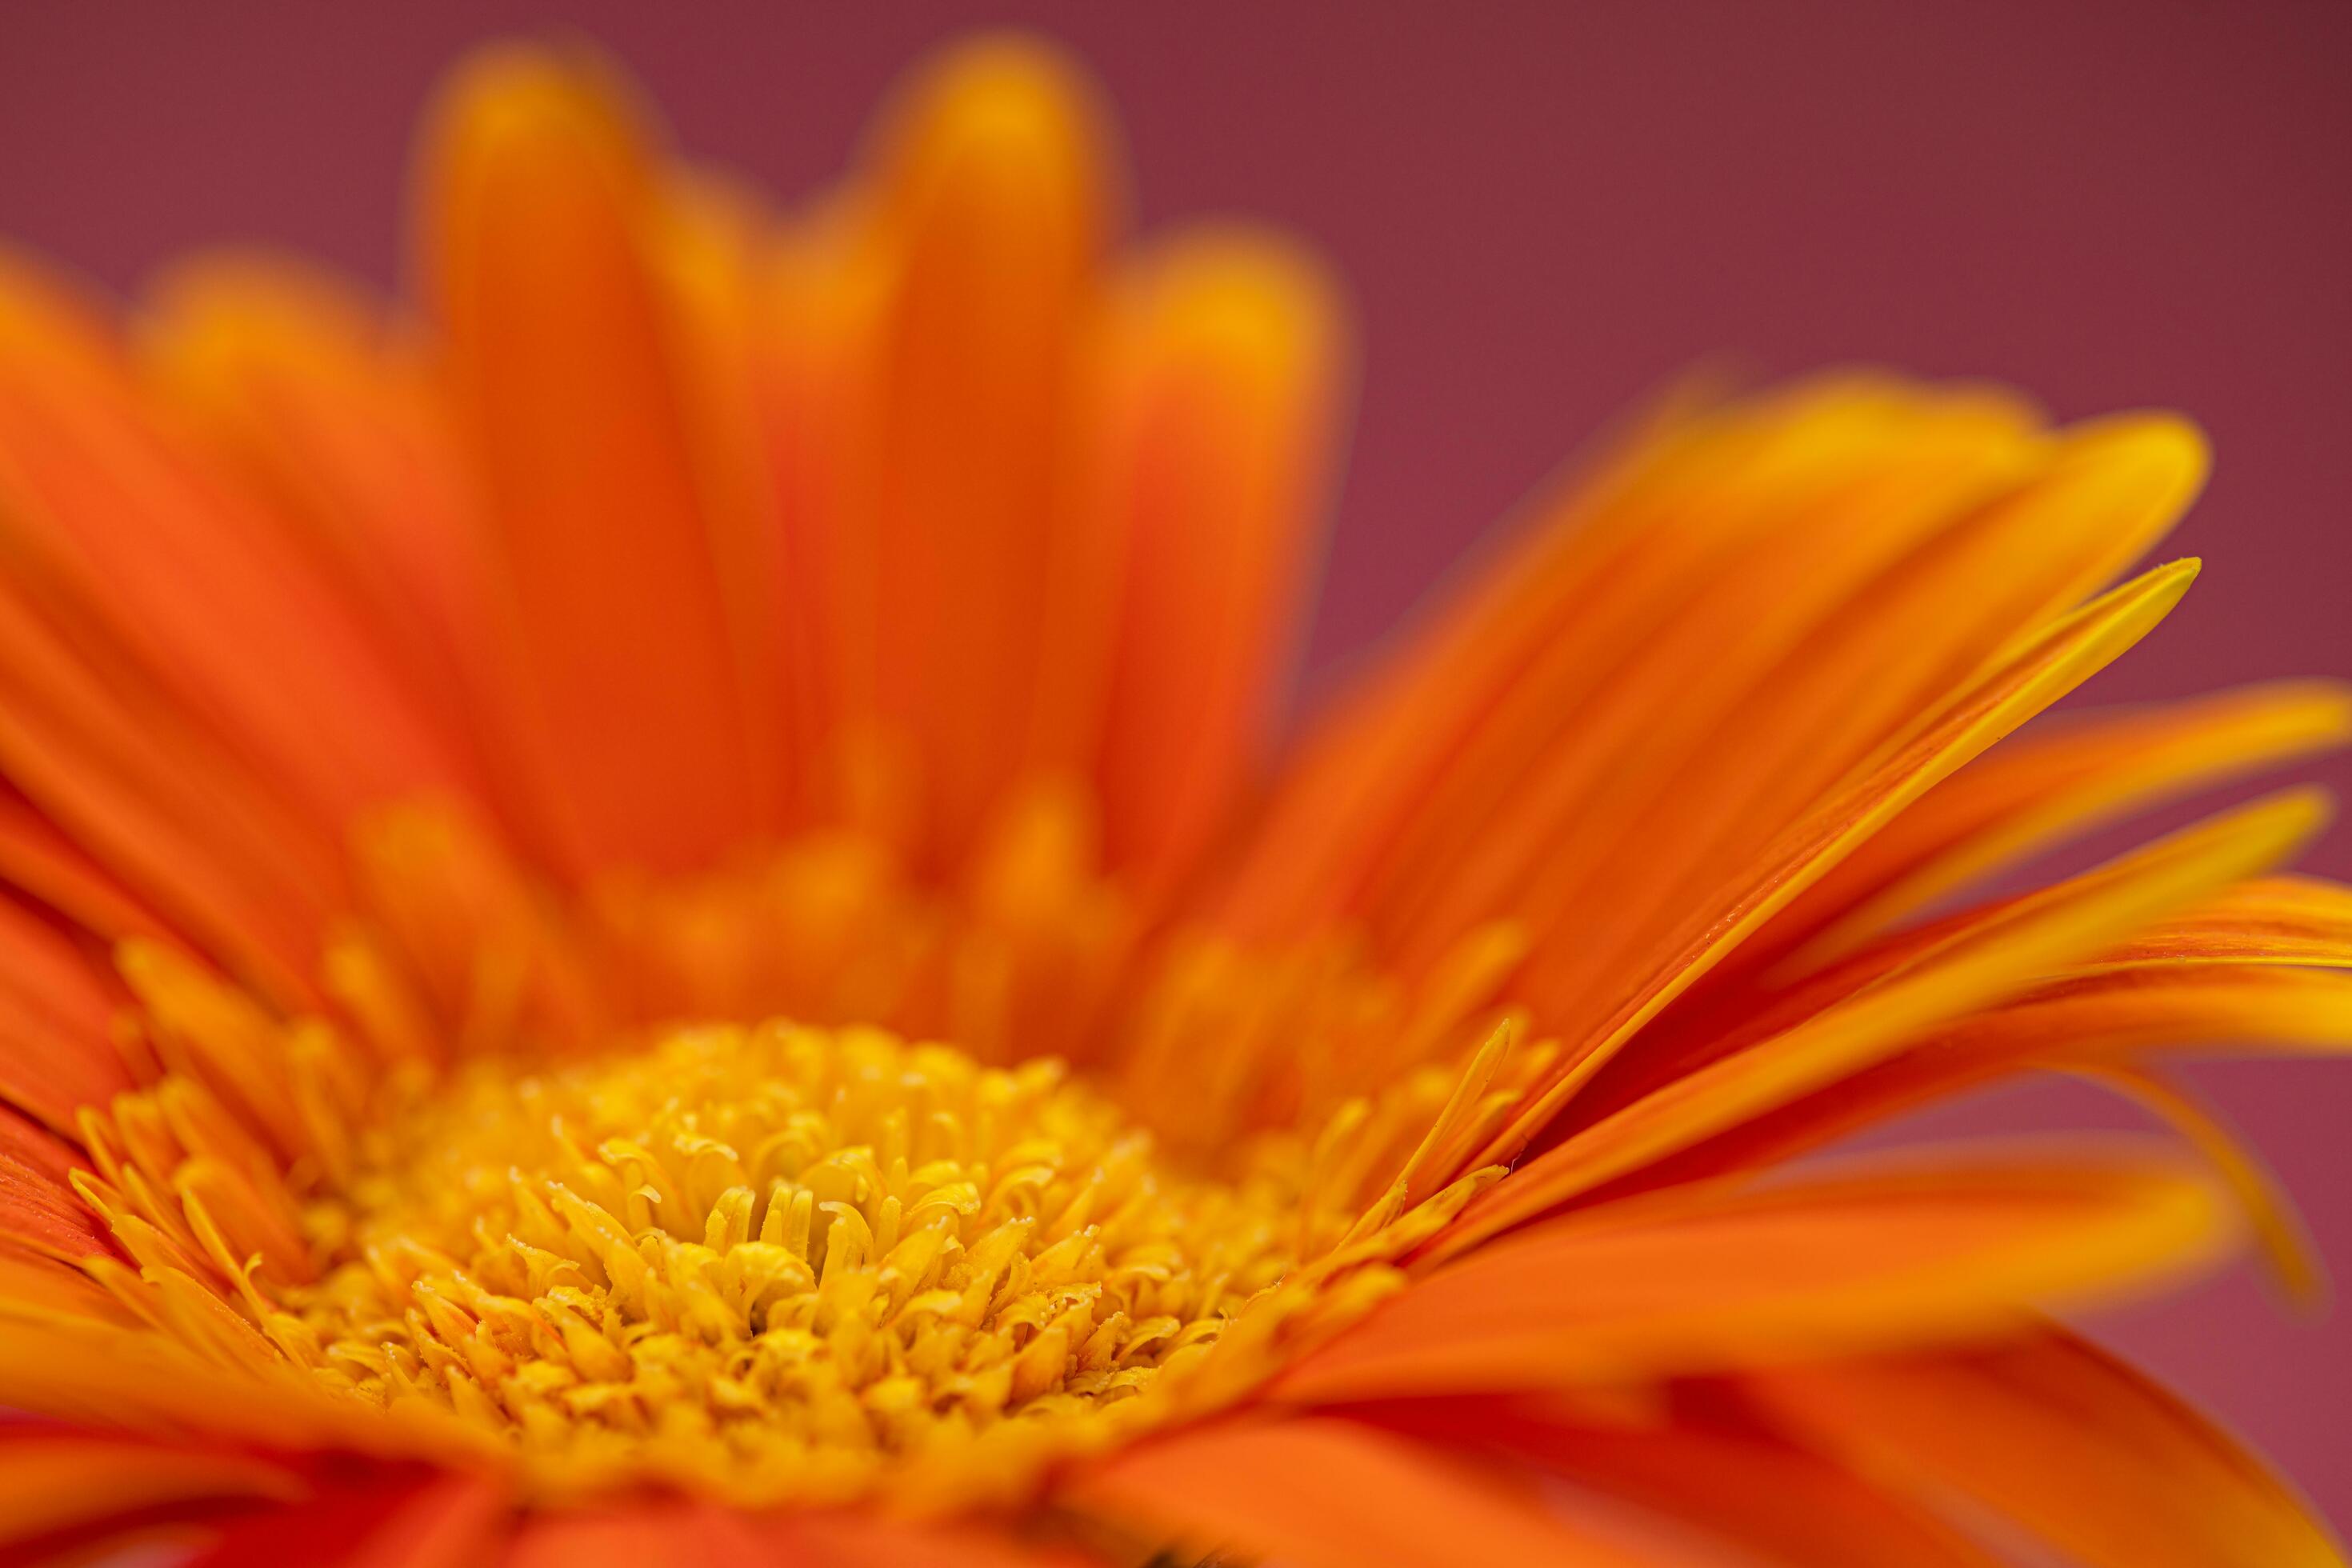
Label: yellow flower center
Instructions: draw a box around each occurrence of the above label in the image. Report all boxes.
[262,1022,1316,1503]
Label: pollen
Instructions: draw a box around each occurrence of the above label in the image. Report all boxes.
[257,1023,1322,1502]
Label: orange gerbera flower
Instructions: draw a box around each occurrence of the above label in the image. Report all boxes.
[0,32,2345,1567]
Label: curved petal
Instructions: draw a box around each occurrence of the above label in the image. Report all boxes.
[1357,1394,2002,1568]
[651,184,796,835]
[1218,386,2203,975]
[194,1470,510,1568]
[1634,964,2352,1202]
[0,1312,490,1465]
[0,254,470,834]
[1222,381,2014,934]
[1069,1415,1678,1566]
[0,1239,133,1322]
[1731,682,2352,982]
[1502,416,2206,1013]
[1574,818,2349,1139]
[1747,1329,2346,1568]
[1442,786,2316,1247]
[2086,875,2352,969]
[0,1426,305,1557]
[1279,1147,2229,1401]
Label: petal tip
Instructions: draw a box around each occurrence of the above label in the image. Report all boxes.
[1131,223,1353,373]
[2076,410,2214,510]
[867,30,1122,226]
[416,38,654,211]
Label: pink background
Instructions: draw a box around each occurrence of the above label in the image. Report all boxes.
[6,0,2349,1524]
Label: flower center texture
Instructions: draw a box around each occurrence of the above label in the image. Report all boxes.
[260,1023,1320,1502]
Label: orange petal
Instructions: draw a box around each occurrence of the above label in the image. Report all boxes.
[846,37,1113,867]
[0,251,468,834]
[650,182,797,834]
[1639,870,2352,1116]
[1743,681,2352,982]
[1469,555,2209,1174]
[0,1428,304,1550]
[790,1514,1109,1567]
[1220,386,2202,974]
[749,210,887,833]
[2082,1061,2323,1306]
[0,570,333,1008]
[1502,414,2208,1016]
[0,1237,134,1322]
[1069,1415,1671,1567]
[1952,964,2352,1062]
[0,1102,114,1260]
[0,783,174,949]
[0,893,134,1132]
[1219,377,1998,937]
[137,256,495,790]
[1534,1418,2005,1568]
[191,1470,510,1568]
[1076,229,1346,898]
[1446,787,2318,1250]
[422,46,758,876]
[1749,1329,2346,1567]
[2088,875,2352,969]
[1678,962,2352,1192]
[0,1310,488,1465]
[500,1500,782,1568]
[1580,835,2350,1138]
[1379,390,2051,979]
[1362,1395,2002,1568]
[1279,1146,2228,1401]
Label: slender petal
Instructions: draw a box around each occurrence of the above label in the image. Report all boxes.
[1279,1148,2228,1399]
[1078,229,1346,898]
[137,257,495,794]
[0,570,333,1006]
[1578,830,2352,1137]
[0,784,174,948]
[1220,379,2030,937]
[0,894,133,1131]
[1446,787,2318,1249]
[0,254,470,832]
[0,1102,112,1261]
[846,38,1112,867]
[1647,964,2352,1204]
[423,47,758,875]
[1473,557,2209,1170]
[1738,681,2352,982]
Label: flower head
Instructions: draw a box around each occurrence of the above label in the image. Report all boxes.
[0,33,2346,1567]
